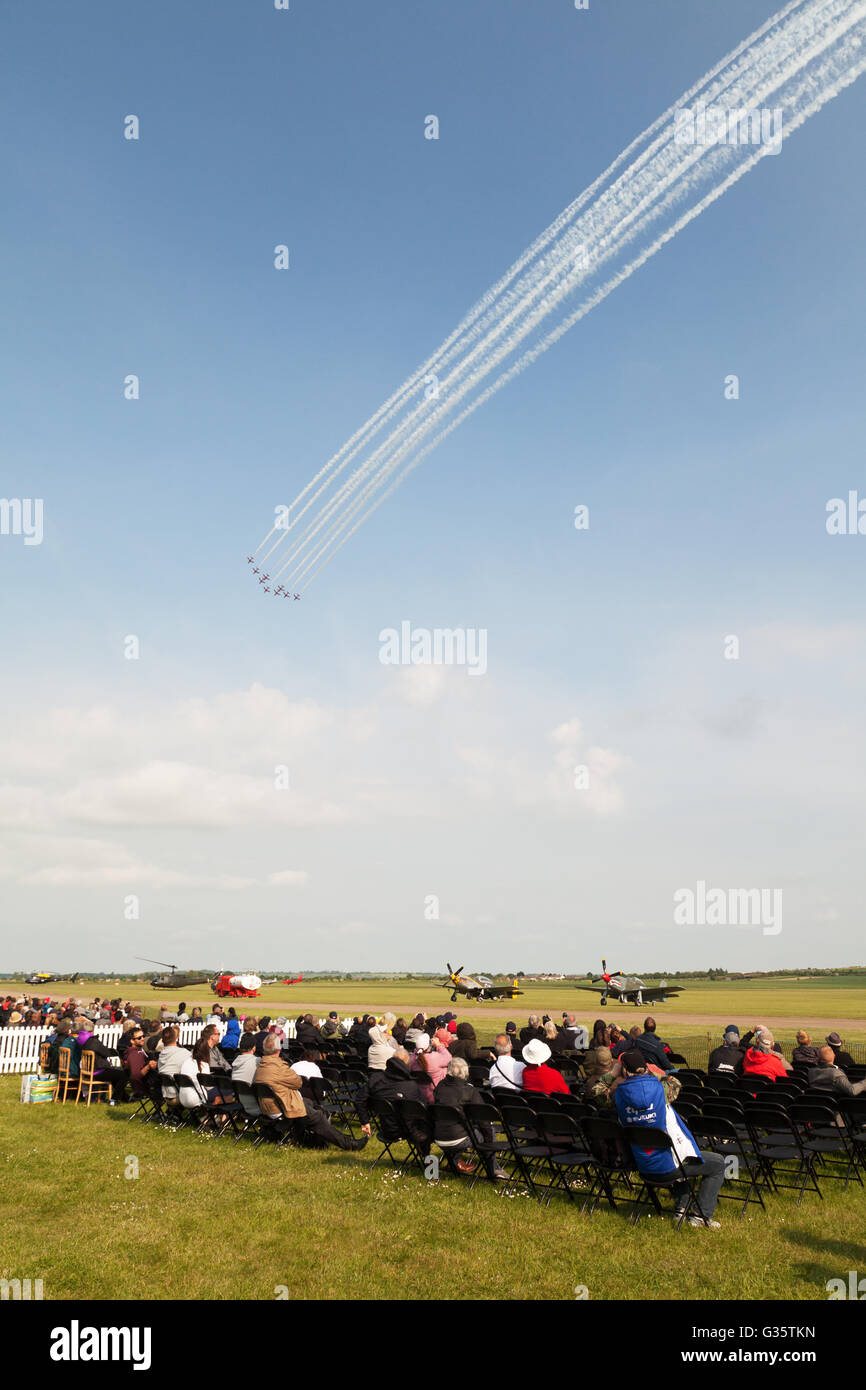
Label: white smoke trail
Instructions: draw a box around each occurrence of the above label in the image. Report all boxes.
[299,34,866,588]
[254,0,808,562]
[255,0,866,586]
[278,0,858,585]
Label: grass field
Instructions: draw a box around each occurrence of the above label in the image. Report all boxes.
[7,975,864,1041]
[3,1075,865,1302]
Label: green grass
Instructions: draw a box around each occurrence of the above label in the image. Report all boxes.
[3,1077,866,1301]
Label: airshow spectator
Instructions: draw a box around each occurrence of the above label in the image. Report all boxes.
[156,1027,198,1101]
[433,1057,509,1181]
[582,1045,622,1100]
[410,1031,451,1090]
[487,1034,525,1091]
[521,1039,570,1095]
[808,1045,866,1095]
[231,1033,259,1085]
[635,1017,676,1073]
[321,1011,341,1039]
[46,1020,73,1073]
[252,1017,272,1057]
[520,1014,545,1047]
[354,1048,431,1151]
[504,1021,520,1054]
[176,1002,189,1023]
[189,1006,204,1023]
[256,1036,366,1150]
[124,1027,157,1097]
[591,1020,609,1050]
[449,1022,491,1063]
[368,1020,399,1071]
[559,1013,589,1050]
[742,1029,792,1081]
[78,1029,128,1102]
[391,1017,407,1046]
[614,1049,725,1229]
[826,1032,856,1070]
[222,1009,241,1052]
[296,1013,326,1050]
[145,1022,169,1056]
[609,1024,630,1060]
[791,1030,821,1067]
[708,1026,748,1076]
[292,1048,324,1080]
[348,1015,373,1050]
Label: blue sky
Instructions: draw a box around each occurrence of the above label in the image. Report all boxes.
[1,0,864,974]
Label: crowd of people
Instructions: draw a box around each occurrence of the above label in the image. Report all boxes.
[11,994,864,1227]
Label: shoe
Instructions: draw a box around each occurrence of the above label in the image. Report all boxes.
[454,1158,477,1175]
[492,1168,509,1181]
[688,1215,720,1229]
[347,1136,369,1151]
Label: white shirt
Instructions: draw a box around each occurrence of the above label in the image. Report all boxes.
[292,1061,322,1079]
[487,1055,525,1090]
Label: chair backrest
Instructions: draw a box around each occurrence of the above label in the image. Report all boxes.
[537,1112,582,1146]
[524,1094,562,1113]
[745,1105,795,1134]
[789,1100,841,1126]
[702,1097,744,1119]
[708,1072,737,1090]
[431,1103,468,1136]
[689,1114,740,1145]
[79,1052,103,1084]
[232,1079,262,1117]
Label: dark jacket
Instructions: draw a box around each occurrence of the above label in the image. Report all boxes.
[708,1043,745,1076]
[432,1075,488,1145]
[830,1047,856,1070]
[296,1020,325,1050]
[635,1030,675,1073]
[807,1062,856,1096]
[354,1057,428,1130]
[519,1024,545,1047]
[792,1044,821,1067]
[348,1020,373,1052]
[550,1026,575,1055]
[449,1024,490,1063]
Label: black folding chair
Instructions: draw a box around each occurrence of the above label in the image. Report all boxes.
[464,1102,517,1189]
[624,1127,708,1227]
[789,1099,862,1191]
[497,1104,551,1199]
[366,1097,406,1170]
[127,1073,161,1124]
[252,1081,298,1146]
[580,1116,640,1215]
[535,1112,595,1207]
[231,1079,269,1144]
[689,1115,767,1215]
[745,1105,823,1204]
[396,1099,432,1173]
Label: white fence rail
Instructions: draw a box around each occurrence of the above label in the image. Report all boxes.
[0,1016,352,1075]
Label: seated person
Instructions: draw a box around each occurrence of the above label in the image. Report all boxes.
[808,1045,866,1096]
[124,1026,157,1097]
[582,1045,623,1105]
[255,1036,366,1150]
[354,1049,431,1153]
[708,1025,749,1076]
[614,1049,725,1228]
[635,1017,676,1074]
[519,1015,545,1047]
[826,1032,856,1070]
[521,1039,570,1095]
[487,1035,525,1091]
[433,1057,507,1180]
[411,1032,451,1092]
[231,1033,259,1085]
[742,1028,792,1081]
[792,1030,821,1067]
[78,1029,128,1102]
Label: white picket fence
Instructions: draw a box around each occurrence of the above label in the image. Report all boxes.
[0,1016,352,1075]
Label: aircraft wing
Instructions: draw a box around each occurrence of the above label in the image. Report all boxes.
[638,986,684,1000]
[482,986,523,999]
[574,985,606,994]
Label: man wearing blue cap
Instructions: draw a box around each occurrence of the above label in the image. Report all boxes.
[708,1023,755,1076]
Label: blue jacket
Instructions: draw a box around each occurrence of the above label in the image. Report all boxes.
[222,1019,241,1049]
[614,1073,700,1174]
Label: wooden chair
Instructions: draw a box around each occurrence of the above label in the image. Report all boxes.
[39,1042,51,1072]
[76,1051,112,1107]
[54,1047,79,1103]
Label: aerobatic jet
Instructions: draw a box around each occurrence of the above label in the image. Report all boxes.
[293,593,301,601]
[575,958,685,1006]
[246,556,254,563]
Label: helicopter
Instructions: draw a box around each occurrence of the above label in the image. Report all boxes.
[135,958,213,990]
[25,971,80,986]
[441,963,523,1003]
[574,958,685,1007]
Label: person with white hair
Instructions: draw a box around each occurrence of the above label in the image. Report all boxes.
[433,1057,508,1181]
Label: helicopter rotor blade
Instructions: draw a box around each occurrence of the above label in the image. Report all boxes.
[135,957,177,971]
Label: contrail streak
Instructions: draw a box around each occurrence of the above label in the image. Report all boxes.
[250,0,866,589]
[294,8,866,586]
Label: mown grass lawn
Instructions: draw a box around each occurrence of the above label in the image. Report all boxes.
[2,1078,865,1302]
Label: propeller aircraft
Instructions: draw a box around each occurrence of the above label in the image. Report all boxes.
[575,958,685,1007]
[441,963,523,1003]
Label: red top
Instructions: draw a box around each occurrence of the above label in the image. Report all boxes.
[522,1063,570,1095]
[742,1048,788,1080]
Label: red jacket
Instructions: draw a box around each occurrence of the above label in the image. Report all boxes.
[522,1063,570,1096]
[742,1047,788,1081]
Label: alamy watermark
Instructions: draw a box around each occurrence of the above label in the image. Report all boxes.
[673,880,782,936]
[379,622,487,676]
[674,102,783,154]
[0,498,43,545]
